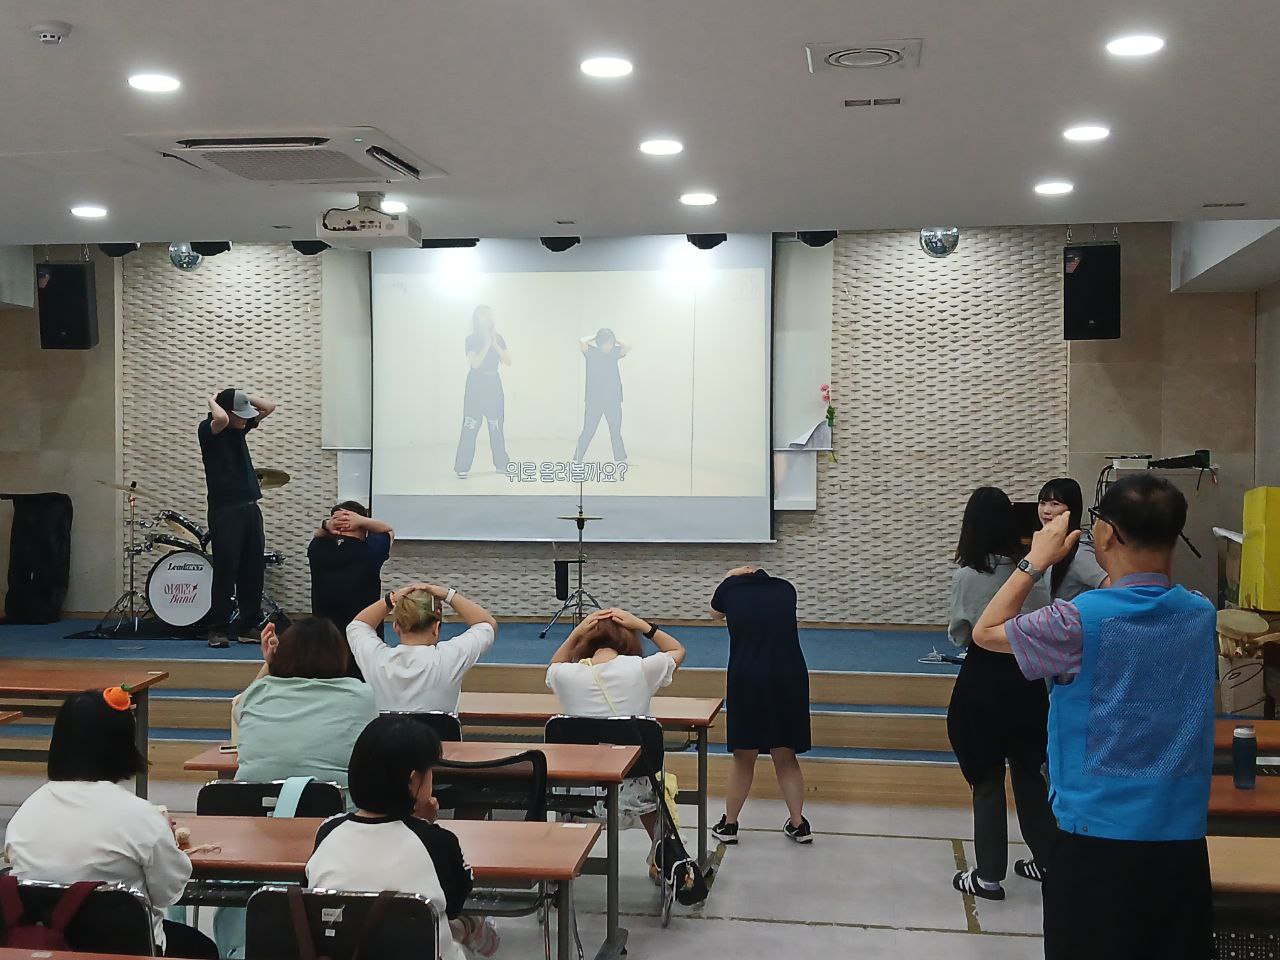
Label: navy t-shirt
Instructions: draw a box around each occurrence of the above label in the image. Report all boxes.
[584,344,623,402]
[198,415,260,507]
[307,531,393,632]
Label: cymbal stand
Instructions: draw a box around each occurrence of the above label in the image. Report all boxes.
[540,481,603,638]
[96,484,150,636]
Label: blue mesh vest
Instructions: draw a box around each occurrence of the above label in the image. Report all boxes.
[1046,581,1216,841]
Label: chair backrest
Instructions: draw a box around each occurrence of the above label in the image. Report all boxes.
[245,886,440,960]
[544,715,666,779]
[434,750,549,822]
[0,879,155,956]
[196,779,345,817]
[381,710,463,742]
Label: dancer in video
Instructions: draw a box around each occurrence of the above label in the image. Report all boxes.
[453,305,511,478]
[573,327,628,463]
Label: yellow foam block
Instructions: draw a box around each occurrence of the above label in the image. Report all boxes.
[1241,486,1280,611]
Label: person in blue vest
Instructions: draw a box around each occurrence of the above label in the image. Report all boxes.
[971,473,1215,960]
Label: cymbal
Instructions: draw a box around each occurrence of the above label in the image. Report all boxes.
[557,514,603,521]
[98,480,158,499]
[255,468,291,489]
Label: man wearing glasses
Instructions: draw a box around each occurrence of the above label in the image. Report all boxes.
[971,474,1216,960]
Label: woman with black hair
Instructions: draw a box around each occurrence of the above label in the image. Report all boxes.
[573,327,629,463]
[1037,477,1109,600]
[306,715,492,960]
[453,305,511,479]
[946,487,1057,901]
[3,691,218,958]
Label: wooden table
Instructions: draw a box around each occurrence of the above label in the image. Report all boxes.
[174,815,601,960]
[0,668,168,797]
[1216,719,1280,755]
[185,740,639,957]
[1208,836,1280,952]
[1208,774,1280,836]
[0,711,21,725]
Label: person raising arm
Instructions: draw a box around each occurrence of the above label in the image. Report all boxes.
[348,582,497,712]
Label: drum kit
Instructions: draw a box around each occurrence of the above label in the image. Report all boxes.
[95,470,291,636]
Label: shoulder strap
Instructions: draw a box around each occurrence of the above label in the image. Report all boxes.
[48,881,103,936]
[349,891,397,960]
[286,886,320,960]
[271,776,314,819]
[0,875,27,929]
[582,659,621,716]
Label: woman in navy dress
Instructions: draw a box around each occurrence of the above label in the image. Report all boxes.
[708,566,813,844]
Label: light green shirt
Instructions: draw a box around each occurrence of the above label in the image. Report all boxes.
[234,676,377,801]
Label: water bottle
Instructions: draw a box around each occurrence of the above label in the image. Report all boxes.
[1232,725,1257,790]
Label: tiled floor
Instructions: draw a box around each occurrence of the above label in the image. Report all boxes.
[0,779,1044,959]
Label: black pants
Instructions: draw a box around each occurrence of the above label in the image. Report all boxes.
[1043,830,1212,960]
[970,757,1057,882]
[454,373,509,473]
[574,395,626,462]
[207,501,264,634]
[162,919,219,958]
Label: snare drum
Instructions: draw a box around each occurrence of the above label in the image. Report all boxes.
[156,510,209,548]
[147,533,200,552]
[146,548,214,627]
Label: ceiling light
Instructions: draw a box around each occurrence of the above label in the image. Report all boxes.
[128,73,181,92]
[580,57,632,78]
[1063,124,1110,142]
[380,199,408,214]
[1034,180,1074,196]
[640,139,683,156]
[679,192,717,206]
[70,204,107,219]
[1106,34,1165,57]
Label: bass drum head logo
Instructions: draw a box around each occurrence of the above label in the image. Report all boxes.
[147,549,214,627]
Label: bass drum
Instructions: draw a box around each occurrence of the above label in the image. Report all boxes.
[146,548,214,627]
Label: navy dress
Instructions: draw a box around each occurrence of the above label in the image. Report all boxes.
[711,570,812,753]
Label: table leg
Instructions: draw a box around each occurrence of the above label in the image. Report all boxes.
[557,879,572,960]
[135,691,150,798]
[606,783,620,945]
[697,726,708,866]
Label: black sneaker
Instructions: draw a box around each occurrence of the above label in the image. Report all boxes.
[206,631,229,649]
[1014,859,1044,882]
[711,816,739,845]
[783,817,813,843]
[952,868,1005,900]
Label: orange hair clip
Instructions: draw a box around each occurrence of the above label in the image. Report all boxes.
[103,685,133,711]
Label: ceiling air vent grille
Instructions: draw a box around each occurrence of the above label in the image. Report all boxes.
[806,39,923,73]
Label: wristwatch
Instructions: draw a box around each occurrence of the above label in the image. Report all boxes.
[1016,558,1046,583]
[443,587,457,606]
[644,621,659,639]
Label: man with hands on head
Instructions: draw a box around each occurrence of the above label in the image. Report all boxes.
[971,474,1216,960]
[308,501,396,644]
[199,388,276,648]
[347,581,497,712]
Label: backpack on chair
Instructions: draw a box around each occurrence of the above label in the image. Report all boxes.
[0,876,103,949]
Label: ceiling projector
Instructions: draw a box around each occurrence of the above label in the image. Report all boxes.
[316,192,422,249]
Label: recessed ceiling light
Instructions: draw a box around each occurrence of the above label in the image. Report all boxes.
[580,57,632,78]
[380,199,408,214]
[679,192,717,206]
[1034,180,1074,196]
[128,73,180,92]
[640,139,683,156]
[1106,34,1165,57]
[70,204,107,219]
[1063,124,1110,142]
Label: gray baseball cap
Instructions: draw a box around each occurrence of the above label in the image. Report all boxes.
[226,389,257,420]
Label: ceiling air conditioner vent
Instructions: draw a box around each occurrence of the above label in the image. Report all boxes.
[806,39,923,73]
[132,127,444,185]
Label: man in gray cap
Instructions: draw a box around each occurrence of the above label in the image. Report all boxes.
[199,388,277,648]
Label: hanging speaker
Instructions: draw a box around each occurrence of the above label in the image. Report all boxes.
[1063,242,1121,340]
[37,262,98,349]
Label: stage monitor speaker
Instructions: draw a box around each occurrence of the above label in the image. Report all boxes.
[37,262,98,349]
[1063,243,1121,340]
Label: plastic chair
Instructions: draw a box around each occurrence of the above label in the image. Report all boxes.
[196,779,345,817]
[0,878,155,956]
[245,886,440,960]
[381,710,464,742]
[434,749,549,822]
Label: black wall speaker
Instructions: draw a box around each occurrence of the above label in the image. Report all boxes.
[1063,242,1121,340]
[37,262,98,350]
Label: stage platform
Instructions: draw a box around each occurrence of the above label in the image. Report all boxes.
[1,618,973,805]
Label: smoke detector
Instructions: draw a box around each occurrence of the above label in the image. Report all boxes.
[31,21,72,44]
[806,39,922,72]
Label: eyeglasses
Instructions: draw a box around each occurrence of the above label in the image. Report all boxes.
[1088,506,1125,545]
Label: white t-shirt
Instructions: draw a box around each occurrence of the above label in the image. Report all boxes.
[346,620,495,712]
[307,814,472,960]
[546,652,677,717]
[3,780,193,949]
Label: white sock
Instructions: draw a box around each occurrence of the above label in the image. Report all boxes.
[977,874,1001,891]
